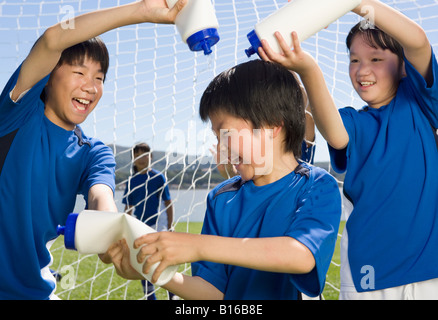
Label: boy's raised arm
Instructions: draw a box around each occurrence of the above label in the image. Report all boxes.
[354,0,432,84]
[12,0,186,101]
[259,31,349,150]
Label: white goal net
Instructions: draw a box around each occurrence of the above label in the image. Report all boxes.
[1,0,437,300]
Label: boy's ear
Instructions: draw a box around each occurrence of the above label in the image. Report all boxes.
[400,61,407,78]
[272,125,283,138]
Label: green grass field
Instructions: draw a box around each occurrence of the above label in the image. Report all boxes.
[51,221,344,300]
[322,221,344,300]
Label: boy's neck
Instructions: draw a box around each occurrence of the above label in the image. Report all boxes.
[137,166,151,174]
[253,154,299,186]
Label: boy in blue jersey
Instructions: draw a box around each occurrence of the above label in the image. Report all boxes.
[0,0,186,300]
[122,142,174,299]
[108,59,342,299]
[123,143,173,230]
[260,0,438,299]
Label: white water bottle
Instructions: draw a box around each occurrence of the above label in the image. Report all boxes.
[167,0,220,55]
[57,210,179,287]
[245,0,361,57]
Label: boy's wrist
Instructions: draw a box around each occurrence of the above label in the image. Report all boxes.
[352,0,371,15]
[123,1,148,24]
[294,56,319,79]
[133,0,181,25]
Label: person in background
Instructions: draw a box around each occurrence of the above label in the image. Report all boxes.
[122,142,175,300]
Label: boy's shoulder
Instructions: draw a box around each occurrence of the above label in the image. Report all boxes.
[73,126,115,167]
[298,162,338,187]
[148,168,162,176]
[211,175,245,200]
[338,105,367,116]
[210,163,337,200]
[74,126,110,152]
[148,168,167,182]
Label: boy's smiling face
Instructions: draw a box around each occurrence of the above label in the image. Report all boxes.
[44,57,104,130]
[134,150,151,173]
[209,110,274,185]
[349,34,404,109]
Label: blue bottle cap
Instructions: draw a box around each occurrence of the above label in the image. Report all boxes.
[57,213,79,250]
[186,28,220,55]
[245,29,261,58]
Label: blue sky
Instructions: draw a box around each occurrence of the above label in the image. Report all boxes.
[1,0,437,163]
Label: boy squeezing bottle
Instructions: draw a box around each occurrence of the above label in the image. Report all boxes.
[107,59,342,300]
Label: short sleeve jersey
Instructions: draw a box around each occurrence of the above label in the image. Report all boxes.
[122,168,171,226]
[0,65,116,299]
[192,162,342,299]
[301,140,315,164]
[329,51,438,291]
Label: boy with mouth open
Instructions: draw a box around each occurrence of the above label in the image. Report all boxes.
[0,0,186,300]
[108,59,342,300]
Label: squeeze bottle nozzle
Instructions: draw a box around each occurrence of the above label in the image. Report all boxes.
[245,0,362,58]
[57,210,178,287]
[166,0,220,55]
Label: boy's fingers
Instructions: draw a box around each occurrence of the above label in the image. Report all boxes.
[151,261,169,284]
[290,31,302,53]
[108,240,124,256]
[274,31,290,53]
[137,243,157,263]
[258,45,270,61]
[169,0,187,19]
[143,253,160,275]
[134,232,157,249]
[260,39,277,61]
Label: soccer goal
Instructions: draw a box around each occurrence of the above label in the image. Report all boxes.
[1,0,437,300]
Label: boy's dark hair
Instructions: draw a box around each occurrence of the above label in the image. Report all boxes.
[55,37,110,81]
[199,59,305,158]
[133,142,151,155]
[346,22,404,66]
[132,143,151,173]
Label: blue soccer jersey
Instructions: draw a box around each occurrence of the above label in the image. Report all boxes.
[301,140,315,164]
[192,162,342,299]
[0,66,116,299]
[329,51,438,291]
[122,168,171,226]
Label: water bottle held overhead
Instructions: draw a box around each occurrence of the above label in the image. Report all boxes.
[245,0,362,57]
[167,0,220,55]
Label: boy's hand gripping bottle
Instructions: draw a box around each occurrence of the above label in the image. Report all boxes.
[245,0,362,57]
[57,210,178,287]
[167,0,220,55]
